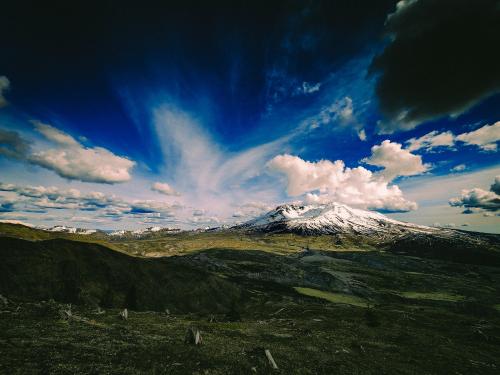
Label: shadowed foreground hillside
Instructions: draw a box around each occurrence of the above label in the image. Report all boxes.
[0,237,242,313]
[1,234,500,374]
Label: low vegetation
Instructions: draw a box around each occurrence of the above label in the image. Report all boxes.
[1,223,500,373]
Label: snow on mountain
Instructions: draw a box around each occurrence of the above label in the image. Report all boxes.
[236,203,437,235]
[109,226,181,238]
[46,226,96,235]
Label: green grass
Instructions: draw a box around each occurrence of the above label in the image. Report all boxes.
[294,287,368,307]
[399,291,465,302]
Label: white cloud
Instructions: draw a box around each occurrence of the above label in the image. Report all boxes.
[32,121,80,147]
[357,129,367,141]
[151,182,181,196]
[0,76,10,107]
[0,123,136,184]
[294,81,321,95]
[406,122,500,153]
[406,130,455,152]
[28,123,135,183]
[267,154,417,212]
[0,182,183,220]
[456,121,500,151]
[362,140,428,181]
[450,164,466,173]
[152,106,284,217]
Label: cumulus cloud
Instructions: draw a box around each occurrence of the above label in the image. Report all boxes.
[0,122,136,184]
[371,0,500,132]
[0,76,10,107]
[151,182,181,196]
[455,121,500,151]
[29,122,135,183]
[267,154,417,212]
[449,175,500,212]
[0,182,181,219]
[362,140,428,181]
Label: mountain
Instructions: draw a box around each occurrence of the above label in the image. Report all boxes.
[234,203,500,265]
[45,225,97,235]
[235,203,438,235]
[109,226,181,238]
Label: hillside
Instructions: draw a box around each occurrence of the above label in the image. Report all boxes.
[1,234,500,373]
[0,237,242,313]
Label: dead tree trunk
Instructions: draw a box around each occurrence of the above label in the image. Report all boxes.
[184,326,203,345]
[119,308,128,320]
[265,349,278,370]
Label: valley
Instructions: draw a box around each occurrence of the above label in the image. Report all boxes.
[1,217,500,374]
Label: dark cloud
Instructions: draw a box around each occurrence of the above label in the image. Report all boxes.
[491,176,500,195]
[0,129,30,160]
[371,0,500,132]
[449,176,500,212]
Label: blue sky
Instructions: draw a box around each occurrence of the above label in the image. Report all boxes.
[0,0,499,232]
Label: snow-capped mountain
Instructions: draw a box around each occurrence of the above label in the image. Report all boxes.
[235,203,439,235]
[46,225,97,235]
[234,203,500,257]
[109,226,181,238]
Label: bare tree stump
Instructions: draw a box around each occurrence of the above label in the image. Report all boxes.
[119,308,128,320]
[265,349,278,370]
[95,306,105,315]
[184,326,203,345]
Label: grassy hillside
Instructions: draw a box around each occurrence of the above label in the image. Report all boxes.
[1,234,500,373]
[0,237,242,313]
